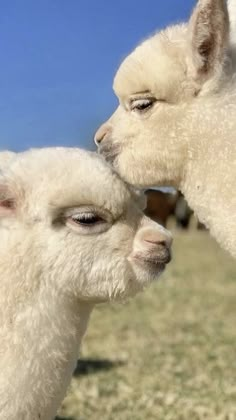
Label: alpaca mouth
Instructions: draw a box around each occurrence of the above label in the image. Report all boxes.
[98,142,120,165]
[132,250,171,270]
[142,253,171,265]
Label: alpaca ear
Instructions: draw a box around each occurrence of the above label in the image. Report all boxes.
[189,0,229,76]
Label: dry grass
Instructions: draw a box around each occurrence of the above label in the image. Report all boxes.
[57,229,236,420]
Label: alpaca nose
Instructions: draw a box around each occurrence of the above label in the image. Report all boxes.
[94,123,111,146]
[143,228,173,250]
[132,219,173,265]
[142,227,172,263]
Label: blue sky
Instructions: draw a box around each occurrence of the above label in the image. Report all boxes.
[0,0,195,152]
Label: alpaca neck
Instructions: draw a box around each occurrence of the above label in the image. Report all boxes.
[180,90,235,192]
[0,256,93,420]
[178,91,236,250]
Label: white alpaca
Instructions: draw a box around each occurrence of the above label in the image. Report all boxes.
[95,0,236,258]
[0,147,172,420]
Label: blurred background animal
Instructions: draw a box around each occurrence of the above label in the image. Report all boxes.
[144,189,205,230]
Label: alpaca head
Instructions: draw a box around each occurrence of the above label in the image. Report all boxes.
[95,0,231,187]
[0,148,172,305]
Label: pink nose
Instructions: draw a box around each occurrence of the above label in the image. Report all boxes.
[132,222,173,265]
[94,123,111,145]
[143,228,173,249]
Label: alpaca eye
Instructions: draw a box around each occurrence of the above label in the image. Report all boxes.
[71,213,104,226]
[130,98,155,113]
[64,207,111,235]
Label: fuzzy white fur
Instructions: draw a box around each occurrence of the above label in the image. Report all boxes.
[95,0,236,258]
[0,147,172,420]
[0,151,16,170]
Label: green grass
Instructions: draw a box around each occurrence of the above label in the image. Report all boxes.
[58,230,236,420]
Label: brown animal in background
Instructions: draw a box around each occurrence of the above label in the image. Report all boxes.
[145,189,206,230]
[144,189,177,227]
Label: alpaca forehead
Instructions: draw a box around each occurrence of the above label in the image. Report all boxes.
[47,174,130,216]
[114,25,188,98]
[12,148,131,216]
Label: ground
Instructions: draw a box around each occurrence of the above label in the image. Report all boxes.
[57,228,236,420]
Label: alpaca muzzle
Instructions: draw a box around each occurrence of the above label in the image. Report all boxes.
[130,221,173,270]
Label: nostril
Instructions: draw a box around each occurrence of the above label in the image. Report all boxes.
[94,133,103,146]
[144,239,168,248]
[94,124,111,146]
[94,133,104,145]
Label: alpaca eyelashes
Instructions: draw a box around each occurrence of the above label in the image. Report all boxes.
[71,212,105,226]
[64,207,111,235]
[130,97,157,113]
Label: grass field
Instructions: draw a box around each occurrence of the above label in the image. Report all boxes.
[57,228,236,420]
